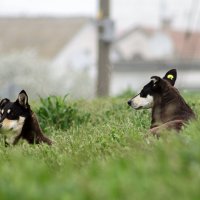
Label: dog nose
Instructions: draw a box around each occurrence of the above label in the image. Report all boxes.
[127,100,132,106]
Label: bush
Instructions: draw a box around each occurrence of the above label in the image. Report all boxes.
[36,95,91,130]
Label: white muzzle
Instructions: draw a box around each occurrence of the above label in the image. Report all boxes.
[128,94,153,109]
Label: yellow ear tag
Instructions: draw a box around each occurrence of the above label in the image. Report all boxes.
[167,74,174,80]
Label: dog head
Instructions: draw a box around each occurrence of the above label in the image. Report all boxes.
[127,69,177,109]
[0,90,30,132]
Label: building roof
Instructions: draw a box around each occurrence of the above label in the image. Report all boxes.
[117,26,200,60]
[116,26,155,42]
[1,17,200,61]
[169,30,200,60]
[0,17,89,59]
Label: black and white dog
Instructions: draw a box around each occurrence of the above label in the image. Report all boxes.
[0,90,52,146]
[127,69,195,136]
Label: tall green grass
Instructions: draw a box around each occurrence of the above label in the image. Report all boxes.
[36,95,91,131]
[0,92,200,200]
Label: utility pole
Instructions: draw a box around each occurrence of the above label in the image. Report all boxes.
[96,0,113,97]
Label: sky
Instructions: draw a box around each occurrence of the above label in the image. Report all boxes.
[0,0,200,33]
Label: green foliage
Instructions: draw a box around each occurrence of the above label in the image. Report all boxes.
[116,87,136,98]
[0,93,200,200]
[36,95,91,131]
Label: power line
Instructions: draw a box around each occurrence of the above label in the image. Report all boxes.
[180,0,200,60]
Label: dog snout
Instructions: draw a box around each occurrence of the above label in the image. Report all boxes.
[127,100,132,106]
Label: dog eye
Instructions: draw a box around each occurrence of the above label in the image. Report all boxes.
[1,109,4,114]
[7,109,11,114]
[140,92,146,98]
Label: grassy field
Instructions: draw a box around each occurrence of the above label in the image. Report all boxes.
[0,91,200,200]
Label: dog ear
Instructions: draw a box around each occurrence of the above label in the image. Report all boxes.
[17,90,29,108]
[163,69,177,86]
[0,98,10,109]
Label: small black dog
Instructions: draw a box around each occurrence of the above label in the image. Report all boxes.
[0,90,52,146]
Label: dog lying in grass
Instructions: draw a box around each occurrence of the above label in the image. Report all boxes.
[128,69,196,137]
[0,90,52,146]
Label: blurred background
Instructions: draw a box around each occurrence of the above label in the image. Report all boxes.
[0,0,200,99]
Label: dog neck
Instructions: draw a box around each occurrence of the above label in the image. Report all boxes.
[151,86,195,128]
